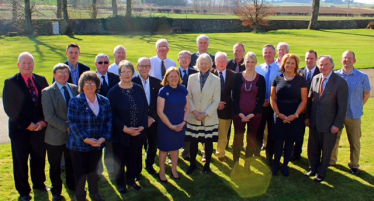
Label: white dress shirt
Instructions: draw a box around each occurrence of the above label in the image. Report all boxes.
[149,56,176,81]
[140,76,151,106]
[255,61,281,99]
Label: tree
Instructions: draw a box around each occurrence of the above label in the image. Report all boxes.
[57,0,62,18]
[24,0,33,36]
[92,0,98,19]
[62,0,73,35]
[235,0,274,32]
[12,0,18,22]
[112,0,118,17]
[308,0,320,30]
[126,0,131,17]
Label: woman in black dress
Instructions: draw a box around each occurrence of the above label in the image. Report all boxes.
[270,54,307,177]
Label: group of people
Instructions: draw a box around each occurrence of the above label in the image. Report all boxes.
[3,35,371,201]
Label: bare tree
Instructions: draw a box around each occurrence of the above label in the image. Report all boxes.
[57,0,62,18]
[92,0,98,19]
[24,0,33,36]
[308,0,320,30]
[12,0,18,22]
[126,0,131,17]
[112,0,118,16]
[62,0,73,35]
[235,0,274,32]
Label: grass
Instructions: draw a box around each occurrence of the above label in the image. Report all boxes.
[1,29,374,91]
[0,99,373,200]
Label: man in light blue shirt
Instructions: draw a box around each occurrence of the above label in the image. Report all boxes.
[330,51,371,176]
[254,44,281,164]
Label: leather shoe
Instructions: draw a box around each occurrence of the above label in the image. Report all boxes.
[351,168,360,176]
[290,155,300,161]
[158,174,168,183]
[20,195,31,201]
[52,195,62,201]
[135,174,141,181]
[304,170,316,177]
[313,174,325,183]
[145,167,157,175]
[118,187,127,194]
[218,157,226,162]
[130,183,142,191]
[89,193,105,201]
[204,166,211,174]
[171,172,180,180]
[186,166,196,175]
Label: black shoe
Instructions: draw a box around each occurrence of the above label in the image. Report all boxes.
[52,195,62,201]
[130,183,142,191]
[351,168,360,176]
[281,166,289,177]
[33,186,50,192]
[158,175,168,183]
[290,155,300,161]
[313,174,325,183]
[304,170,316,177]
[135,174,141,181]
[182,156,191,161]
[203,165,211,174]
[118,187,127,194]
[145,167,157,175]
[20,195,31,201]
[171,172,180,180]
[89,193,105,201]
[267,159,274,166]
[186,166,196,175]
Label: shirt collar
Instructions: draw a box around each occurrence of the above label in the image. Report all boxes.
[21,73,33,83]
[324,71,333,79]
[139,75,149,83]
[55,81,68,90]
[67,61,79,69]
[217,68,226,75]
[234,58,244,64]
[85,94,98,104]
[97,71,107,77]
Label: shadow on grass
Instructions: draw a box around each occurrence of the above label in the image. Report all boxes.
[319,29,374,38]
[67,35,83,41]
[28,37,66,61]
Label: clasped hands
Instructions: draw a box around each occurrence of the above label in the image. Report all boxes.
[26,121,46,131]
[239,113,254,122]
[192,110,206,121]
[278,113,297,124]
[84,137,105,147]
[124,126,144,136]
[169,121,186,132]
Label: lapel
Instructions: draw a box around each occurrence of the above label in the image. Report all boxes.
[320,73,335,100]
[149,77,157,107]
[68,83,79,96]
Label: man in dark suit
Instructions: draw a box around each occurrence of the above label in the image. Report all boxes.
[211,52,235,162]
[290,50,320,161]
[132,57,162,175]
[305,55,348,183]
[42,63,79,201]
[227,43,246,73]
[95,53,120,175]
[3,52,49,201]
[64,43,90,85]
[178,50,198,161]
[190,34,215,68]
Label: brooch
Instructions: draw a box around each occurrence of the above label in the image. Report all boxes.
[166,92,169,96]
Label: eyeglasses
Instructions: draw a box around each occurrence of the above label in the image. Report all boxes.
[179,57,191,60]
[139,65,150,69]
[158,46,168,50]
[84,82,96,86]
[278,49,288,52]
[120,71,132,75]
[56,72,69,75]
[97,61,109,65]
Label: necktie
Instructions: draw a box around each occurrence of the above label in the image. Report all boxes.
[219,72,224,92]
[182,70,188,86]
[161,60,166,78]
[306,71,312,82]
[101,75,109,96]
[265,66,271,99]
[319,77,327,97]
[27,78,37,106]
[62,86,71,107]
[235,62,240,73]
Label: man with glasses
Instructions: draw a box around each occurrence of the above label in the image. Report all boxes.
[275,42,289,66]
[132,57,162,176]
[95,53,119,175]
[149,39,176,80]
[108,45,138,77]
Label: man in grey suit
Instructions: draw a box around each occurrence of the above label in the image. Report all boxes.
[305,55,348,183]
[42,63,78,201]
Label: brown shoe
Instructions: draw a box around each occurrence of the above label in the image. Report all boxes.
[218,157,226,162]
[201,157,206,162]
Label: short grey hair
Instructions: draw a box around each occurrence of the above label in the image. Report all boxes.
[196,34,210,44]
[178,50,191,58]
[195,53,213,72]
[318,55,335,69]
[95,53,110,63]
[137,57,151,65]
[262,44,275,52]
[277,42,289,51]
[156,38,169,49]
[118,60,135,75]
[18,52,34,63]
[243,52,258,66]
[113,45,126,54]
[53,63,71,74]
[214,51,228,61]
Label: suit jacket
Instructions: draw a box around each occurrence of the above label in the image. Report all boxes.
[190,52,216,68]
[211,68,235,119]
[299,67,320,89]
[187,72,220,126]
[306,72,348,133]
[227,58,245,73]
[42,82,78,146]
[98,72,119,97]
[3,73,49,141]
[59,61,90,84]
[179,67,198,87]
[132,75,162,121]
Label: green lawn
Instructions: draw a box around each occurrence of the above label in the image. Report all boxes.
[1,29,373,91]
[0,99,373,200]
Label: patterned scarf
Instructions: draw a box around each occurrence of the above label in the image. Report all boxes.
[200,71,210,91]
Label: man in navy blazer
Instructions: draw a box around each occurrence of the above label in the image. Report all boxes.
[227,43,246,73]
[95,53,120,175]
[64,43,90,85]
[177,50,197,160]
[3,52,49,201]
[189,34,215,68]
[290,50,320,161]
[132,57,162,175]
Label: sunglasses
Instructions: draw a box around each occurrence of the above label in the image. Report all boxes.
[98,61,109,64]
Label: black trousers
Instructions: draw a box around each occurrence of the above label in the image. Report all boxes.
[46,143,75,195]
[11,135,46,197]
[113,137,141,187]
[292,126,306,157]
[308,126,337,177]
[70,149,102,201]
[145,123,158,168]
[256,106,274,162]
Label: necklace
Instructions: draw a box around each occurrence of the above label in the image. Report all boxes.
[283,73,295,81]
[244,72,256,91]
